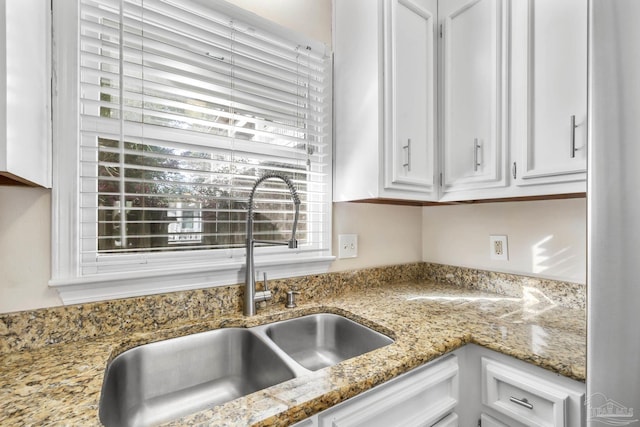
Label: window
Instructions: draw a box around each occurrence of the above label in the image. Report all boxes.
[51,0,333,303]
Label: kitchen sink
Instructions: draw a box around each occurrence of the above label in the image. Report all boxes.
[257,313,394,371]
[99,328,296,427]
[99,314,393,427]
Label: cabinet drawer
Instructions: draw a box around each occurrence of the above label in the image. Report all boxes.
[318,355,458,427]
[480,413,509,427]
[482,357,583,427]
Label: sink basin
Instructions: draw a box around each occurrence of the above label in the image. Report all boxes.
[99,313,393,427]
[259,313,394,371]
[99,328,296,427]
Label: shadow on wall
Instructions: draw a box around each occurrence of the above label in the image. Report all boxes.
[531,235,580,279]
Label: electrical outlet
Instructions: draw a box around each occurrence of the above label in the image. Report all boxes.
[489,235,508,261]
[338,234,358,259]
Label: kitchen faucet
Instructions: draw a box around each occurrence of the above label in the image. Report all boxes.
[244,173,300,316]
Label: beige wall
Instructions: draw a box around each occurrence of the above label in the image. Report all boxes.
[0,189,423,313]
[226,0,332,46]
[0,187,60,312]
[0,189,586,313]
[423,198,587,284]
[330,203,423,272]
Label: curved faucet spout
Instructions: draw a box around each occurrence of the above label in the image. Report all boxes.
[244,174,301,316]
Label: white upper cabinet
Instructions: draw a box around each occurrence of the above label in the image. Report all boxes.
[440,0,508,196]
[333,0,587,203]
[0,0,51,187]
[384,0,437,193]
[333,0,438,202]
[511,0,587,187]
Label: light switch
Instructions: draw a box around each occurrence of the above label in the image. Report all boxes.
[338,234,358,259]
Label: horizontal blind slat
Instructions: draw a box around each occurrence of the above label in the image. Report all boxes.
[80,67,328,127]
[78,0,331,261]
[127,0,328,71]
[116,13,329,87]
[79,116,329,154]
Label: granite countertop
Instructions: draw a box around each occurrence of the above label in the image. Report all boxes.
[0,279,586,426]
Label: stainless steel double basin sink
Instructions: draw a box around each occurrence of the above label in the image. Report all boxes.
[99,313,394,427]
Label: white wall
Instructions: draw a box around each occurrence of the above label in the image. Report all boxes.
[423,198,587,284]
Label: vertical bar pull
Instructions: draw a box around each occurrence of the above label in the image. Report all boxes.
[473,138,481,171]
[571,115,577,158]
[403,139,411,171]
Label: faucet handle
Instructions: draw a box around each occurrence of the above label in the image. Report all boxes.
[254,272,272,303]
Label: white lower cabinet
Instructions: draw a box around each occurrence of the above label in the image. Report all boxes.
[293,354,459,427]
[431,413,459,427]
[292,344,584,427]
[480,413,509,427]
[463,344,586,427]
[318,354,458,427]
[482,357,585,427]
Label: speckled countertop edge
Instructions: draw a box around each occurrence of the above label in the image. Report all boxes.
[0,278,586,427]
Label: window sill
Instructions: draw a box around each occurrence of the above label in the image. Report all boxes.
[49,255,335,305]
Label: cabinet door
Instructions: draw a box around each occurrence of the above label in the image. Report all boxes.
[512,0,587,186]
[441,0,507,194]
[431,412,458,427]
[383,0,437,197]
[291,418,316,427]
[318,355,458,427]
[0,0,51,187]
[333,0,384,202]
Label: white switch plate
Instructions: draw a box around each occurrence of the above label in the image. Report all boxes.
[338,234,358,259]
[489,235,508,261]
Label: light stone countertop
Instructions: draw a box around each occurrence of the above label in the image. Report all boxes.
[0,279,586,426]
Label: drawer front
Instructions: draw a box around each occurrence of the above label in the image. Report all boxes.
[480,413,509,427]
[482,357,583,427]
[318,355,459,427]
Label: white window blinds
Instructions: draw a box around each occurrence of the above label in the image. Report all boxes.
[77,0,331,275]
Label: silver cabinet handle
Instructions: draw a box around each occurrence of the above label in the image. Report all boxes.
[509,396,534,410]
[473,138,481,171]
[571,115,578,158]
[402,139,411,171]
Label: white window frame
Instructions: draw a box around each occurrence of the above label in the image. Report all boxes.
[50,0,334,305]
